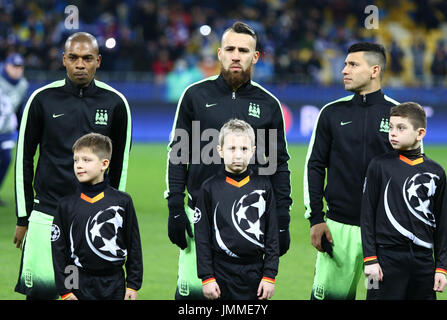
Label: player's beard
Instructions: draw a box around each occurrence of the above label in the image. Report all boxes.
[220,62,253,90]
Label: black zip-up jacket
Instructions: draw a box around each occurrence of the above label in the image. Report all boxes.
[52,179,143,296]
[165,74,292,221]
[15,77,132,226]
[304,89,399,226]
[361,149,447,271]
[194,169,279,280]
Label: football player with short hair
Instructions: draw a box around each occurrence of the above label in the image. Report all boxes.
[52,133,142,300]
[13,32,132,299]
[166,20,291,300]
[194,119,279,300]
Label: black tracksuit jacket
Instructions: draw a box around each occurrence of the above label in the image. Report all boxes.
[52,180,143,297]
[361,149,447,271]
[304,89,399,226]
[15,77,132,226]
[165,74,292,223]
[194,169,279,281]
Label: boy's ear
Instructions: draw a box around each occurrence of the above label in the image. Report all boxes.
[217,145,224,159]
[251,145,256,157]
[102,159,110,171]
[417,128,426,141]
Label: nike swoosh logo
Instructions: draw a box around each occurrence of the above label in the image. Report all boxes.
[173,215,180,219]
[53,113,64,118]
[205,103,218,108]
[340,121,352,126]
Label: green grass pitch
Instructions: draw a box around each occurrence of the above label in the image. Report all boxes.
[0,143,446,300]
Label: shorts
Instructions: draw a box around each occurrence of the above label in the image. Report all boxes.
[174,206,205,300]
[311,218,364,300]
[366,244,436,300]
[15,210,58,299]
[73,268,126,300]
[214,253,263,300]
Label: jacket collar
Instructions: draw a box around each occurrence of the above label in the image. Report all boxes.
[64,76,98,97]
[352,88,385,105]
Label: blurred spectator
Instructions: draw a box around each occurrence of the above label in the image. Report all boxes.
[431,41,447,86]
[152,49,174,83]
[0,53,28,205]
[389,41,404,76]
[165,58,203,103]
[411,35,426,85]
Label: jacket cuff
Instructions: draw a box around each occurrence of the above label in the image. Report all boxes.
[308,212,325,227]
[436,268,447,275]
[167,193,185,211]
[61,292,73,300]
[17,216,29,227]
[363,256,378,265]
[202,277,216,286]
[261,276,275,284]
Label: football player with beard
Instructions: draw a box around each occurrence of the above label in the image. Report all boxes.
[361,102,447,299]
[165,21,291,299]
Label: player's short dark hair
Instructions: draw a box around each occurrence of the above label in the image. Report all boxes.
[390,102,427,129]
[348,42,386,74]
[72,132,113,160]
[219,118,255,147]
[223,21,257,44]
[65,32,99,55]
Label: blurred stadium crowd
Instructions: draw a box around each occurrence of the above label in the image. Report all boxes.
[0,0,447,87]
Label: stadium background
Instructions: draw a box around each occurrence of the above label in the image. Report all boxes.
[0,0,446,299]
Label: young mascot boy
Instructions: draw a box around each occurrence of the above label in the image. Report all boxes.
[361,102,447,299]
[194,119,279,300]
[52,133,142,300]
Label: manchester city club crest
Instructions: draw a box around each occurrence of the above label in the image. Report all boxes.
[85,206,127,261]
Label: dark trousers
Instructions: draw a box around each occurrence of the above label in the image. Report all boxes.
[73,268,126,300]
[214,254,264,300]
[367,244,436,300]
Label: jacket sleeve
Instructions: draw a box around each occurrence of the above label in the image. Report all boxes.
[109,93,132,191]
[14,92,43,226]
[124,196,143,290]
[434,170,447,272]
[267,99,292,222]
[164,88,194,210]
[194,183,214,280]
[51,200,72,296]
[303,106,332,226]
[360,158,380,265]
[263,184,279,279]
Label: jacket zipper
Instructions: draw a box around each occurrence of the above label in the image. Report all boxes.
[362,106,368,174]
[232,91,236,99]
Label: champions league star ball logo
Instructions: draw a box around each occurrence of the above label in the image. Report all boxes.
[51,224,61,242]
[231,190,267,247]
[403,172,439,227]
[85,206,127,261]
